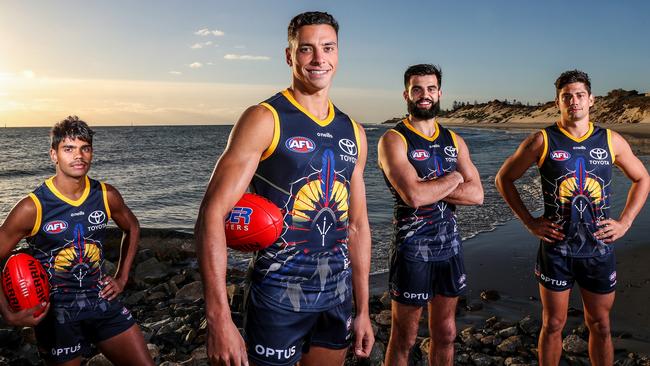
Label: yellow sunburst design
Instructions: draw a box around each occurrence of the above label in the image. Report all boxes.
[54,243,101,272]
[558,177,603,205]
[291,180,349,223]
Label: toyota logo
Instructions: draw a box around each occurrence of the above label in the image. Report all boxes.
[88,210,106,225]
[338,139,357,156]
[444,146,458,158]
[590,148,608,160]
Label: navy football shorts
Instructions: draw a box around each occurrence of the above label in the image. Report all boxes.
[244,288,353,366]
[389,249,467,306]
[34,299,136,363]
[535,244,617,293]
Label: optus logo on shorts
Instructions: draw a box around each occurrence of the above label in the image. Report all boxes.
[410,149,430,161]
[43,220,68,234]
[286,136,315,153]
[255,345,296,361]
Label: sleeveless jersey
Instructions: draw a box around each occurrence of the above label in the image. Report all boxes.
[381,119,462,262]
[538,122,614,258]
[26,176,111,316]
[249,90,360,312]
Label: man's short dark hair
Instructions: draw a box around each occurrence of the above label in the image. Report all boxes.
[555,69,591,97]
[404,64,442,89]
[50,116,94,150]
[288,11,339,45]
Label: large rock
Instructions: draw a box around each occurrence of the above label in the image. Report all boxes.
[86,353,112,366]
[562,334,588,354]
[135,257,171,284]
[518,315,540,335]
[496,335,522,354]
[374,310,392,326]
[176,281,204,301]
[497,326,519,338]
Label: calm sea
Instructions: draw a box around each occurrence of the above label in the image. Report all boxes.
[1,125,642,273]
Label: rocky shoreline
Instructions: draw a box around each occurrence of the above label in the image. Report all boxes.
[1,229,649,365]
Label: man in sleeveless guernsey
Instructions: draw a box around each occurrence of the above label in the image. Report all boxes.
[378,64,484,365]
[0,117,154,366]
[496,70,650,365]
[195,12,374,366]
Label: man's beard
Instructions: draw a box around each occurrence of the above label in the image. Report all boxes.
[407,98,440,120]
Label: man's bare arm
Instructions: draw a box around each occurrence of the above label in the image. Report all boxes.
[444,135,484,206]
[594,131,650,243]
[378,130,463,208]
[195,105,274,366]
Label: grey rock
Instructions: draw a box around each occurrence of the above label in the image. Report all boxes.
[419,337,430,356]
[455,353,470,364]
[470,352,496,366]
[86,353,112,366]
[504,356,527,366]
[379,291,392,309]
[135,257,171,283]
[562,334,588,354]
[368,340,385,366]
[480,290,500,301]
[518,315,541,335]
[124,290,146,305]
[176,281,204,301]
[497,326,519,338]
[147,343,160,361]
[375,310,392,326]
[496,335,522,354]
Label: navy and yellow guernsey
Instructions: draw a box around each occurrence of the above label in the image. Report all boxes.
[26,176,110,319]
[381,119,462,262]
[249,89,360,312]
[538,122,614,258]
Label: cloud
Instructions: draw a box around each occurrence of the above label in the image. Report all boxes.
[195,28,225,37]
[22,70,36,79]
[189,62,203,69]
[169,71,182,75]
[234,45,246,49]
[206,62,214,66]
[190,41,213,49]
[224,54,270,61]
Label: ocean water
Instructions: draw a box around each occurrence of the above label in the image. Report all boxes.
[2,125,639,273]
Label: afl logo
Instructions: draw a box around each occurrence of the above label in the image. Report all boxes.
[410,149,430,161]
[88,210,106,225]
[590,148,608,160]
[338,139,357,156]
[286,136,315,153]
[43,220,68,234]
[444,146,458,158]
[550,150,571,161]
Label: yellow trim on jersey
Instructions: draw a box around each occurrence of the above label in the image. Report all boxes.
[556,121,594,143]
[281,89,335,127]
[27,193,42,237]
[350,118,361,154]
[379,129,408,170]
[387,129,408,153]
[45,176,90,207]
[449,130,459,156]
[606,129,615,164]
[538,129,549,167]
[100,182,111,220]
[403,118,440,142]
[259,102,281,161]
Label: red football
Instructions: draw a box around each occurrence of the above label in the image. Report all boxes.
[2,253,50,315]
[225,193,283,252]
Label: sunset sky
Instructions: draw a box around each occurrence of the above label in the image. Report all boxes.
[1,0,649,126]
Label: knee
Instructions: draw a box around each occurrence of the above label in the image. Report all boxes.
[390,326,418,352]
[586,317,611,339]
[431,321,456,346]
[542,316,566,335]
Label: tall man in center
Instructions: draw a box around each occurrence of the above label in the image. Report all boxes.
[378,64,484,365]
[195,11,374,366]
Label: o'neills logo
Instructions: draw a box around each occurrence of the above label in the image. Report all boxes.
[410,149,430,161]
[550,150,571,161]
[43,220,68,234]
[286,136,315,153]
